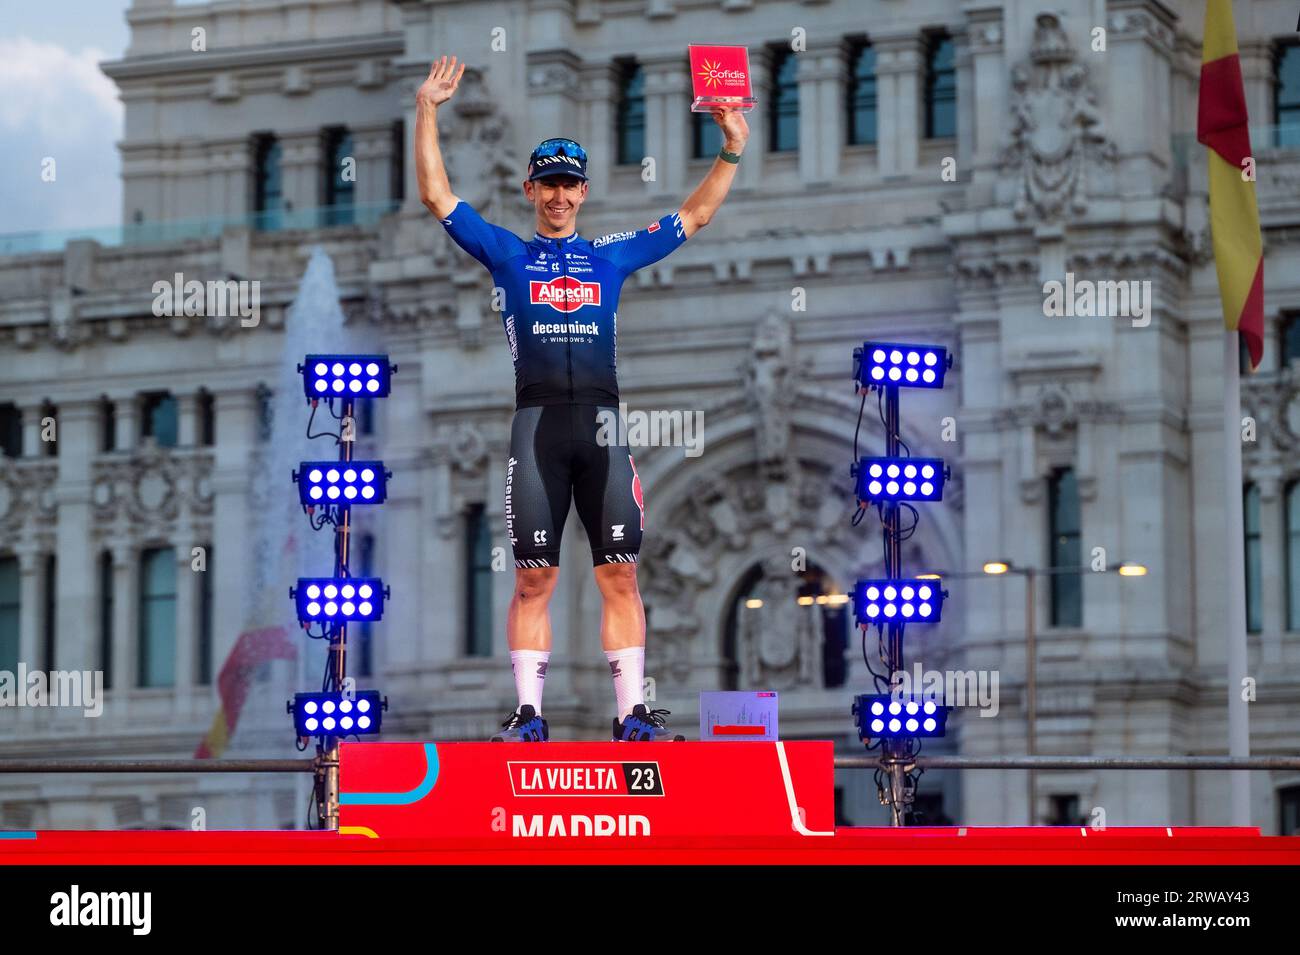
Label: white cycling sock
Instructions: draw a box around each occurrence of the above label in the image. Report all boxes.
[604,646,645,722]
[510,649,550,714]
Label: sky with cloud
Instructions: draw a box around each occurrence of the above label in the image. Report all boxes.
[0,1,131,235]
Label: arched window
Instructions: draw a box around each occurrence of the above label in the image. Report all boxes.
[139,547,177,687]
[847,39,877,145]
[768,47,799,152]
[723,560,850,690]
[616,60,645,165]
[1285,482,1300,631]
[1244,483,1262,633]
[1048,467,1082,627]
[141,392,178,448]
[1281,313,1300,368]
[1274,43,1300,146]
[98,551,114,688]
[323,126,355,225]
[692,109,723,160]
[253,134,283,229]
[356,533,375,675]
[464,506,494,657]
[924,32,956,139]
[1281,784,1300,835]
[0,556,18,673]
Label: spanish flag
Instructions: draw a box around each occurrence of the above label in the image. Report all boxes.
[1196,0,1264,370]
[194,625,297,758]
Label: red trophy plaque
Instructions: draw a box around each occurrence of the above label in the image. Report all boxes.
[688,44,756,112]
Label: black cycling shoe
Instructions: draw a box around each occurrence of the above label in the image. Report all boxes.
[490,704,549,742]
[612,704,685,741]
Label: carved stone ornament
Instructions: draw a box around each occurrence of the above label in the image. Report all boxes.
[91,445,215,525]
[442,68,523,221]
[1001,12,1117,222]
[448,422,489,476]
[1244,363,1300,454]
[741,312,802,480]
[1034,383,1075,438]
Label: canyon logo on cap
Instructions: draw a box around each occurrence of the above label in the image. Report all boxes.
[527,138,589,181]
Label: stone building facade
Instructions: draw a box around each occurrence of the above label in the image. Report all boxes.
[0,0,1298,831]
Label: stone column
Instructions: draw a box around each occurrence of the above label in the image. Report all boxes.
[487,449,513,657]
[172,531,198,706]
[204,138,240,224]
[874,33,924,177]
[226,138,253,219]
[110,541,138,692]
[963,8,1005,197]
[176,391,198,447]
[210,387,257,670]
[798,39,846,185]
[113,395,139,452]
[53,397,100,673]
[20,403,44,458]
[279,131,324,218]
[580,61,619,194]
[1257,475,1284,665]
[524,50,583,160]
[952,27,974,180]
[15,544,42,671]
[353,123,396,207]
[642,55,690,198]
[737,46,773,192]
[399,72,424,216]
[422,454,458,666]
[1103,2,1177,194]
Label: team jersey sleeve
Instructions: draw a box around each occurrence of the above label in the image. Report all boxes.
[438,200,525,271]
[592,211,687,276]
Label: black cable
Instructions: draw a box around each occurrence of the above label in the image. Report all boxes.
[859,624,887,689]
[874,386,912,457]
[306,401,342,441]
[853,390,866,462]
[897,502,920,540]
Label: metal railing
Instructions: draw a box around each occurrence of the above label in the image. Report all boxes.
[0,759,316,774]
[1,754,1295,774]
[834,755,1300,771]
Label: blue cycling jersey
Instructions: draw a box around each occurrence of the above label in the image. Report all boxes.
[440,201,687,407]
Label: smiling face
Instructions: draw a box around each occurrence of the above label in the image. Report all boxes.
[524,175,588,236]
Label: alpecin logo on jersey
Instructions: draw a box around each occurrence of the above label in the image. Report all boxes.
[530,274,601,313]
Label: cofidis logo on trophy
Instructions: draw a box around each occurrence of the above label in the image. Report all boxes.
[688,44,756,112]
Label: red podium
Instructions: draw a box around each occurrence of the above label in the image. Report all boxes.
[339,740,835,841]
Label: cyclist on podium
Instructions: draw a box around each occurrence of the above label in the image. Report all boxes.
[415,56,747,741]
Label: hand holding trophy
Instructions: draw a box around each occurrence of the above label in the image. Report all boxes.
[688,45,757,113]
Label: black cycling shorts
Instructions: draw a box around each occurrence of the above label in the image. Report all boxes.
[505,404,644,568]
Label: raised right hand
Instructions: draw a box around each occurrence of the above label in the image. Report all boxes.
[417,55,466,108]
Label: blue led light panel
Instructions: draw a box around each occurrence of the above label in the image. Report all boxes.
[858,342,948,389]
[294,578,386,623]
[852,694,949,740]
[292,690,384,737]
[856,457,946,503]
[302,354,391,398]
[853,578,945,625]
[297,461,388,506]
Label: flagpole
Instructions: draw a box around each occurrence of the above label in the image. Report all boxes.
[1222,331,1251,825]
